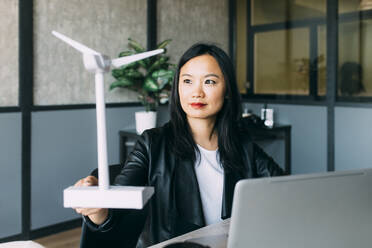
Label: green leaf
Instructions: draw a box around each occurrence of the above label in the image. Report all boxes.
[118,50,135,57]
[143,77,159,92]
[151,69,174,78]
[138,60,147,68]
[157,39,172,49]
[123,68,143,79]
[128,38,145,53]
[127,62,140,70]
[112,69,124,79]
[148,56,169,73]
[152,69,174,90]
[111,37,173,108]
[156,76,172,90]
[109,77,134,90]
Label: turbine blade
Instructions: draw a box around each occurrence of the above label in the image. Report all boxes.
[111,49,164,68]
[52,30,100,55]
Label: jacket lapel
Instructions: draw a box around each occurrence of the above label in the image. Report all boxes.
[174,158,205,229]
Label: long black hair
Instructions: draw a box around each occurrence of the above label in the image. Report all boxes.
[169,43,243,173]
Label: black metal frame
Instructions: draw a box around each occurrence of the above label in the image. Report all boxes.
[335,101,372,108]
[326,0,338,172]
[147,0,157,50]
[0,234,24,244]
[243,97,327,106]
[19,0,33,240]
[339,8,372,22]
[229,0,237,67]
[0,107,20,113]
[31,102,141,112]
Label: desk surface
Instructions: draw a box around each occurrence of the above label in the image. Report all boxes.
[149,219,230,248]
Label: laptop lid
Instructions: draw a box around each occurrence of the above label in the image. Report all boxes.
[227,169,372,248]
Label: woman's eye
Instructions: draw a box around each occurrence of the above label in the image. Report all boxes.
[205,79,216,85]
[183,79,192,84]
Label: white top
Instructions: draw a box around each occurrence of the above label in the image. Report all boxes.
[194,144,224,225]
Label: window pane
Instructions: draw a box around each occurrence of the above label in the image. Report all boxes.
[0,0,18,107]
[339,0,368,14]
[254,28,310,95]
[318,25,327,96]
[252,0,326,26]
[236,0,248,94]
[338,20,372,97]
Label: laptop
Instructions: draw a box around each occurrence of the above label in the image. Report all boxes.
[227,168,372,248]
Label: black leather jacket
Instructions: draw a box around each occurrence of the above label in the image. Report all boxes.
[83,122,283,248]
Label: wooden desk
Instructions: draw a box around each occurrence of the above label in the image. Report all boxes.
[119,124,291,174]
[149,219,230,248]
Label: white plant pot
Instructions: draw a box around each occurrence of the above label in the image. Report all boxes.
[135,111,157,135]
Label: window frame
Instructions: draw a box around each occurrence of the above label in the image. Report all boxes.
[242,0,372,104]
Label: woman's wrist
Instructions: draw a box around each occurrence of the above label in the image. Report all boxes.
[88,208,109,225]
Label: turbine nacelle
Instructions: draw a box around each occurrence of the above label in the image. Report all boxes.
[83,53,111,73]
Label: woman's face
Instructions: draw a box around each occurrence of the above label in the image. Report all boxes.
[178,54,226,122]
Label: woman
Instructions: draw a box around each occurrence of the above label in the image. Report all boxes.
[75,43,283,248]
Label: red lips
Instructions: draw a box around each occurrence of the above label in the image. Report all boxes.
[190,103,207,109]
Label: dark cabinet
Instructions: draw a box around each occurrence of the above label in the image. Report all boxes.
[119,124,291,175]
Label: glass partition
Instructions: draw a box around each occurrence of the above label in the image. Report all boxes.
[254,28,310,95]
[318,25,327,96]
[249,0,326,97]
[252,0,326,25]
[339,0,364,14]
[338,19,372,97]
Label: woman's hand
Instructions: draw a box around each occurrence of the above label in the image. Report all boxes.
[74,176,109,225]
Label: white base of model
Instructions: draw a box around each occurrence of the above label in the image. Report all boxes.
[64,186,154,209]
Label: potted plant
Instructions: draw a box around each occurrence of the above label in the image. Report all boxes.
[110,38,175,134]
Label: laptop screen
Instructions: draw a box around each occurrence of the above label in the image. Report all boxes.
[228,169,372,248]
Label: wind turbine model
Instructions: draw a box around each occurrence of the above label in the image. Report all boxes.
[52,31,160,209]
